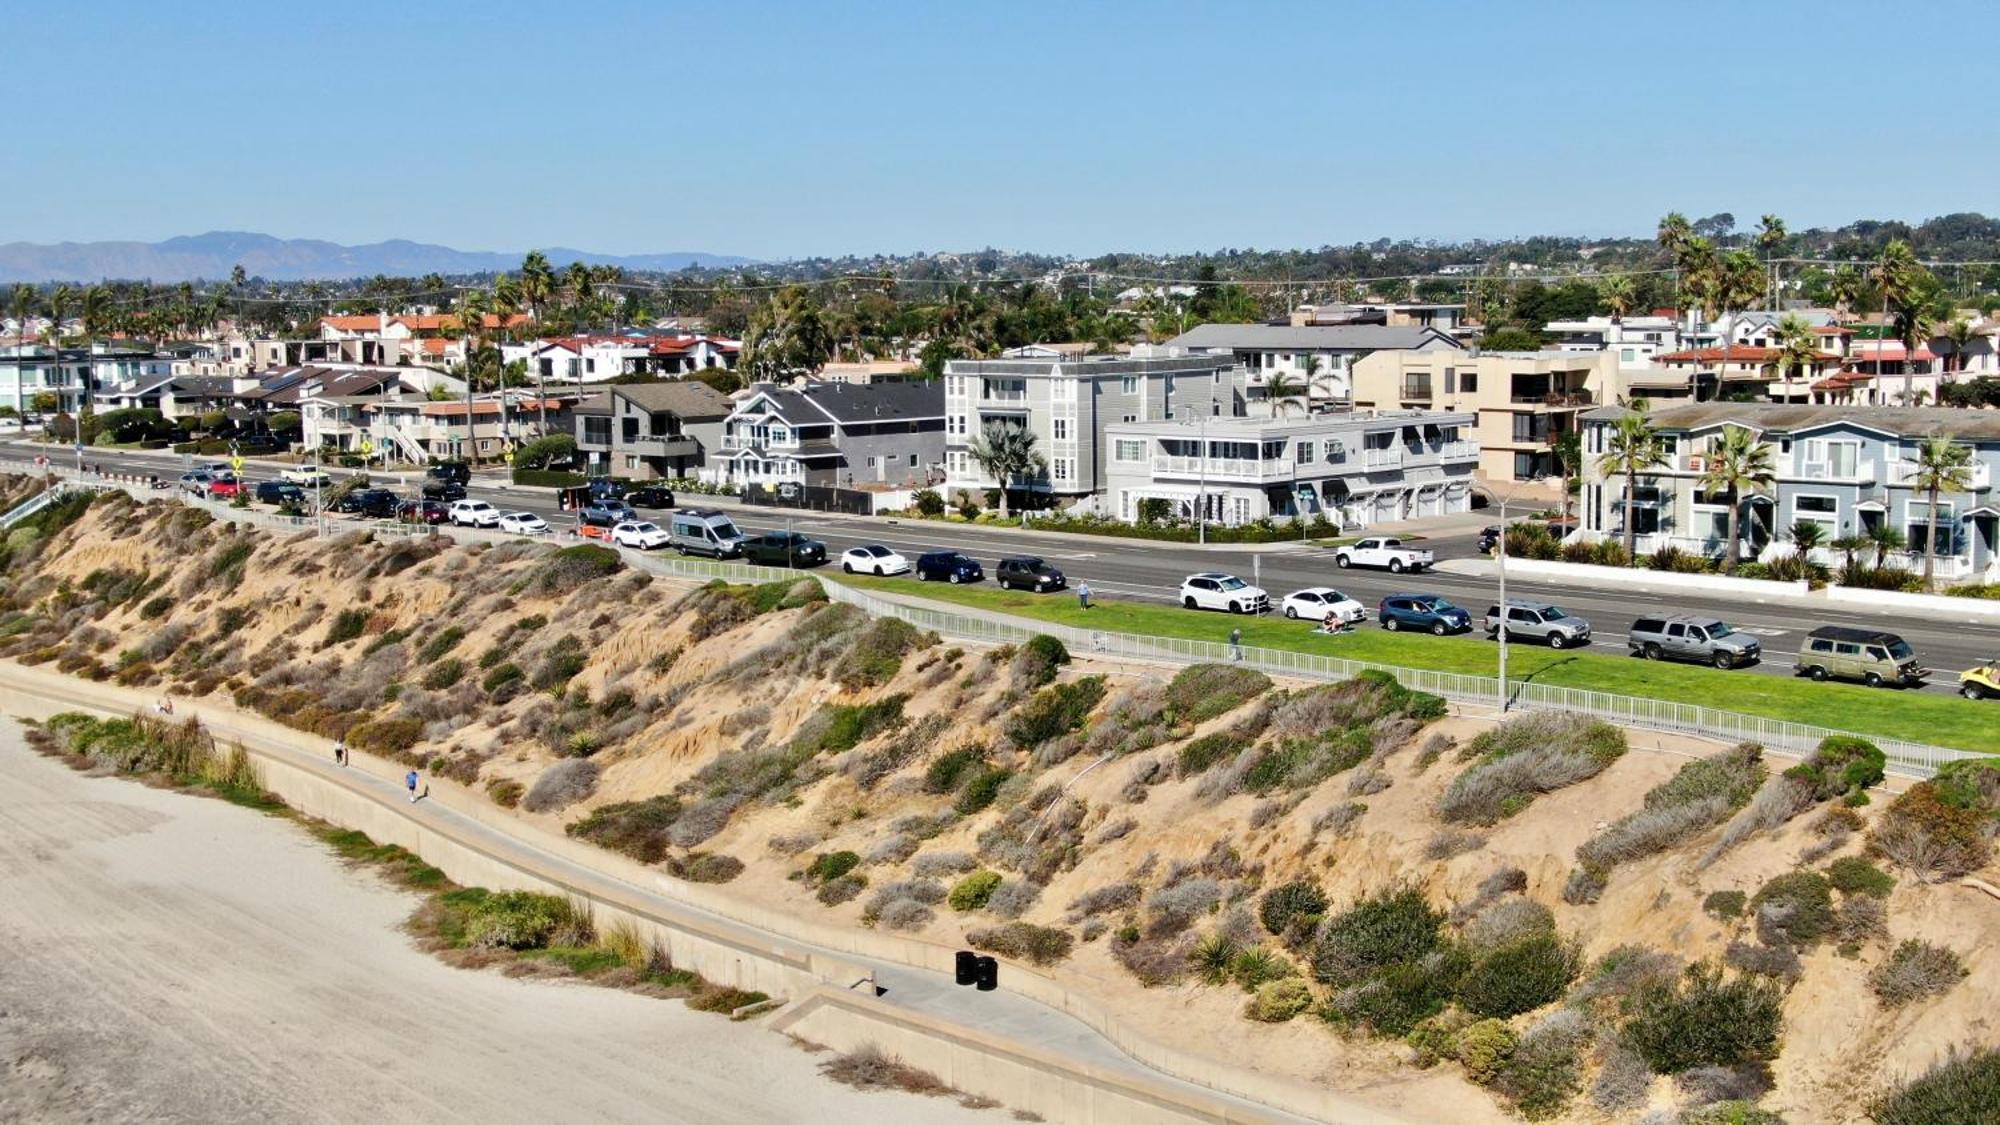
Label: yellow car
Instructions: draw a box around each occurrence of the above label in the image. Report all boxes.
[1961,659,2000,701]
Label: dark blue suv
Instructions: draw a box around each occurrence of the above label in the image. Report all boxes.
[1378,593,1472,636]
[915,550,983,583]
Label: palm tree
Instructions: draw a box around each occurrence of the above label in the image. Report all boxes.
[1787,519,1827,558]
[1297,353,1324,409]
[1874,241,1933,404]
[518,252,555,325]
[1656,212,1693,258]
[1697,424,1775,573]
[1595,405,1668,562]
[490,275,522,441]
[1756,214,1787,305]
[1830,532,1869,580]
[1552,428,1582,522]
[1598,275,1634,323]
[1909,436,1974,587]
[1938,318,1975,380]
[47,284,74,417]
[8,283,34,338]
[455,289,491,462]
[1264,370,1308,417]
[1712,249,1767,392]
[1828,266,1863,321]
[1772,313,1821,397]
[564,261,594,319]
[967,421,1046,519]
[1868,523,1906,571]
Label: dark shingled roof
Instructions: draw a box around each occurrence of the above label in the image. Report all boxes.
[1583,401,2000,441]
[744,381,943,426]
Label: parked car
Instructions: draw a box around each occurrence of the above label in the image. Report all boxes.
[421,479,467,502]
[254,480,306,507]
[281,464,331,486]
[195,461,233,477]
[177,471,219,497]
[667,508,747,558]
[206,474,242,500]
[995,556,1065,592]
[1796,626,1928,688]
[914,550,983,583]
[497,511,550,535]
[625,485,676,509]
[741,531,827,567]
[842,545,910,575]
[333,488,398,517]
[1333,536,1434,573]
[1180,573,1270,614]
[1476,526,1502,554]
[1627,615,1762,669]
[1484,601,1591,648]
[1959,659,2000,701]
[581,500,637,525]
[426,461,471,486]
[1280,587,1367,624]
[1378,593,1472,635]
[447,499,502,528]
[396,499,450,525]
[611,520,671,550]
[585,476,626,501]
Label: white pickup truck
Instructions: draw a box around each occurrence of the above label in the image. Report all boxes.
[280,464,332,486]
[1332,536,1434,573]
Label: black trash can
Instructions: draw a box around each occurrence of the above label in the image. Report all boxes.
[974,955,998,992]
[955,950,979,986]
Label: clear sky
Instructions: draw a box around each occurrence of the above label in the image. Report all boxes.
[7,0,1994,260]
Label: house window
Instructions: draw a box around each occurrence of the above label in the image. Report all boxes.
[1120,376,1138,395]
[622,418,639,443]
[1113,440,1145,462]
[1460,373,1479,394]
[1444,368,1456,395]
[1053,418,1069,440]
[583,417,611,445]
[1296,440,1315,464]
[624,455,639,470]
[1052,458,1072,482]
[1907,501,1956,553]
[1122,414,1136,423]
[908,453,917,467]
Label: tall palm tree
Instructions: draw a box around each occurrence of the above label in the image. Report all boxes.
[8,283,34,339]
[1697,424,1775,573]
[1598,275,1634,323]
[564,261,594,318]
[1595,405,1668,562]
[1772,313,1821,398]
[1874,240,1932,404]
[1552,428,1582,522]
[47,284,74,417]
[1939,318,1976,378]
[518,252,555,325]
[490,275,522,441]
[455,289,491,462]
[1828,266,1863,321]
[1296,353,1324,409]
[1910,436,1974,587]
[967,421,1045,519]
[1755,214,1787,306]
[1656,212,1693,258]
[1264,370,1308,417]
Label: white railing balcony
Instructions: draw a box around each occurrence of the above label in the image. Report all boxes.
[1437,440,1480,462]
[1362,448,1405,470]
[980,388,1028,402]
[1887,459,1991,490]
[1792,460,1877,486]
[1150,455,1287,481]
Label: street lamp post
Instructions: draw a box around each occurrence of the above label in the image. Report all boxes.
[1197,408,1209,546]
[1493,474,1550,713]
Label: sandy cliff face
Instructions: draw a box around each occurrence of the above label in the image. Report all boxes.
[4,488,1993,1124]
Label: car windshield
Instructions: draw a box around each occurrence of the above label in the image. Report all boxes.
[862,546,889,556]
[1217,577,1247,590]
[1541,607,1567,620]
[1420,598,1455,612]
[633,523,659,534]
[1707,622,1735,638]
[1889,640,1915,661]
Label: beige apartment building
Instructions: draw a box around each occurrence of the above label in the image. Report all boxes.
[1351,349,1618,483]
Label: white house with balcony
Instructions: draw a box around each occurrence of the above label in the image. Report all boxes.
[1164,322,1460,406]
[1579,402,2000,582]
[1100,409,1480,529]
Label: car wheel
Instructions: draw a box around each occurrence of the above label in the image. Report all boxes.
[1808,665,1829,682]
[1865,672,1884,688]
[1964,684,1986,700]
[1713,652,1734,670]
[1388,559,1404,574]
[1548,634,1567,650]
[876,564,887,576]
[999,578,1011,590]
[1183,596,1198,610]
[1643,643,1663,661]
[842,562,854,574]
[1432,621,1448,637]
[1384,617,1399,631]
[916,569,929,581]
[948,572,961,584]
[1335,555,1351,568]
[1284,606,1298,619]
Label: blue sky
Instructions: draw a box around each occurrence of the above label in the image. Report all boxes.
[7,0,1994,260]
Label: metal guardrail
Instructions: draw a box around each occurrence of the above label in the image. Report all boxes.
[619,553,1978,780]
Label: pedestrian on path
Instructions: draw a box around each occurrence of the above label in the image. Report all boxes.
[1229,627,1243,661]
[333,738,347,767]
[1076,582,1092,610]
[406,770,419,803]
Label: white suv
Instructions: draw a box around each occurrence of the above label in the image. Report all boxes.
[611,520,670,550]
[1179,573,1270,614]
[447,499,500,527]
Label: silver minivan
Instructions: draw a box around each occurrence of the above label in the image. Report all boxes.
[668,508,747,558]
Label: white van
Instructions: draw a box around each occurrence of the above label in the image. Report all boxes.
[668,508,747,558]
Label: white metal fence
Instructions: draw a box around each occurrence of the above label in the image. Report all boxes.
[622,553,1979,780]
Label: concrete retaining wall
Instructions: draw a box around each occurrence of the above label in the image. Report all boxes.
[1824,583,2000,621]
[1491,557,1810,598]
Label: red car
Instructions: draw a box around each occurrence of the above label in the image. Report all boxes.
[396,499,449,525]
[207,475,241,499]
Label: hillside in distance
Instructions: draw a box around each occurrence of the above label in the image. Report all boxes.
[0,231,753,283]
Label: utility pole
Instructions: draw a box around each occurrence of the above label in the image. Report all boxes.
[1496,488,1511,712]
[1197,402,1209,545]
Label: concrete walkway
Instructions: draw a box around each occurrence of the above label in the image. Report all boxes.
[1,664,1391,1124]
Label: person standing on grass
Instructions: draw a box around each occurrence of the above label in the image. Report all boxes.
[406,770,419,803]
[1076,581,1092,610]
[1229,627,1243,661]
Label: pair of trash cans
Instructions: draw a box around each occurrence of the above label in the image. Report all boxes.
[955,950,998,991]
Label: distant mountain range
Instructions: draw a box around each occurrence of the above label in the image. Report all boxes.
[0,231,753,283]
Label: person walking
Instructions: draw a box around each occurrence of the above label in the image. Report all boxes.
[405,770,419,803]
[1076,581,1092,610]
[1229,626,1243,661]
[333,738,348,767]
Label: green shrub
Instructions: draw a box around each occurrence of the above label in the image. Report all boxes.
[1440,713,1626,825]
[1176,728,1252,776]
[1003,676,1105,748]
[1322,955,1462,1036]
[486,778,524,808]
[953,766,1012,815]
[949,870,1003,912]
[417,625,466,663]
[1311,886,1444,986]
[1826,856,1896,898]
[1162,663,1272,724]
[481,662,524,694]
[1021,633,1070,674]
[1930,757,2000,811]
[1784,735,1886,801]
[1191,932,1240,984]
[1645,743,1767,811]
[325,608,369,645]
[1494,1017,1587,1121]
[910,489,946,517]
[967,921,1075,966]
[1680,1102,1785,1125]
[839,617,929,690]
[1869,939,1966,1007]
[1230,947,1293,991]
[1704,890,1747,920]
[532,635,587,690]
[422,658,465,690]
[534,544,622,594]
[1457,934,1580,1018]
[804,850,862,886]
[1622,961,1784,1074]
[1246,977,1314,1022]
[454,890,593,950]
[1749,870,1835,947]
[1260,880,1329,936]
[1870,782,1993,879]
[347,718,425,756]
[1869,1046,2000,1125]
[923,746,986,793]
[1457,1018,1518,1085]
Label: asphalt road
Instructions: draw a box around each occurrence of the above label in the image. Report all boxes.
[16,442,2000,691]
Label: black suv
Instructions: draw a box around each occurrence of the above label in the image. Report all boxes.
[915,551,983,583]
[625,485,676,508]
[255,480,306,506]
[421,479,467,502]
[996,556,1065,592]
[741,531,826,567]
[334,488,400,518]
[426,461,470,485]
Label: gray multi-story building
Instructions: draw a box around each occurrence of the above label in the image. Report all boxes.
[1101,409,1480,528]
[714,380,944,489]
[1580,402,2000,583]
[941,353,1241,503]
[572,381,734,480]
[0,343,173,415]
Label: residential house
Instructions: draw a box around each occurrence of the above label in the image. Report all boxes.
[318,312,533,366]
[1165,322,1461,404]
[1100,409,1480,529]
[1288,302,1470,336]
[500,333,738,386]
[242,365,464,454]
[0,343,173,414]
[1578,402,2000,582]
[1649,346,1845,403]
[716,381,945,490]
[94,375,247,421]
[1351,349,1617,484]
[365,392,577,465]
[571,381,734,480]
[941,353,1240,503]
[1544,315,1686,372]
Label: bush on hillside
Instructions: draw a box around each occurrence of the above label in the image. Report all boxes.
[1749,870,1835,948]
[1869,1046,2000,1125]
[1310,886,1445,986]
[565,795,681,862]
[1161,663,1272,724]
[1260,880,1329,936]
[1826,856,1896,898]
[1246,977,1314,1022]
[1458,934,1580,1019]
[1869,940,1967,1007]
[1439,714,1627,825]
[521,759,600,814]
[948,870,1003,912]
[1003,676,1106,748]
[967,922,1074,966]
[1869,773,1997,881]
[1622,962,1784,1074]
